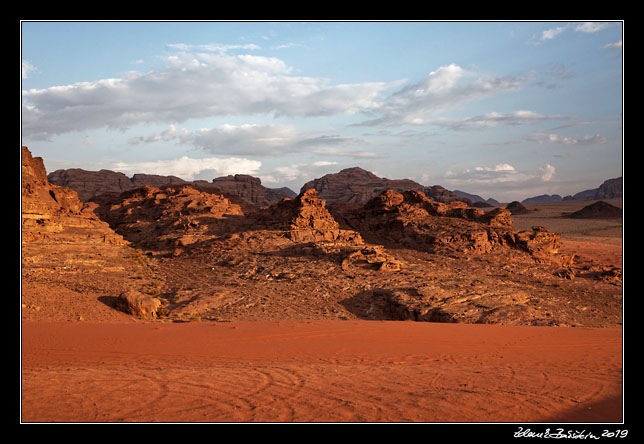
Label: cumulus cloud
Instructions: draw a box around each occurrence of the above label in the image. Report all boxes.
[534,22,611,45]
[443,163,533,185]
[442,162,558,191]
[540,164,556,181]
[357,64,527,127]
[526,132,608,145]
[21,48,397,140]
[112,155,262,181]
[540,26,568,41]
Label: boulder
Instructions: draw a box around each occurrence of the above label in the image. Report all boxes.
[115,290,166,318]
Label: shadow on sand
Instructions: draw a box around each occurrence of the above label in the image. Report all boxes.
[539,394,622,423]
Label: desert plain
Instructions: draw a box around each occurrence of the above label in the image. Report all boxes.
[20,146,623,424]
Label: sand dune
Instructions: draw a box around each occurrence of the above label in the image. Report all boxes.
[21,320,622,423]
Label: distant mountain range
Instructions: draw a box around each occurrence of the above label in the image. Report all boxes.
[521,177,622,204]
[46,165,622,209]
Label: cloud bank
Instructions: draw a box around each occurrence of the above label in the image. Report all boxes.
[112,155,262,181]
[22,48,397,140]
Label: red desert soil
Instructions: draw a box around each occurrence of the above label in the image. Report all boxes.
[22,320,622,423]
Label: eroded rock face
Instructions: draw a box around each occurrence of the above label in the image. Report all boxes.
[21,146,126,244]
[595,177,622,200]
[514,226,562,262]
[47,168,138,202]
[332,189,562,261]
[210,174,295,208]
[92,184,245,252]
[260,189,363,244]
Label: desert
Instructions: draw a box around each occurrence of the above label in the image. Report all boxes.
[20,145,623,424]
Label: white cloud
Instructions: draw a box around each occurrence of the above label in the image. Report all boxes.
[474,163,516,172]
[21,49,398,140]
[445,163,533,185]
[540,26,568,41]
[357,64,527,127]
[22,60,36,79]
[312,161,339,167]
[112,155,262,181]
[574,22,609,33]
[526,132,608,145]
[540,164,556,181]
[604,40,622,49]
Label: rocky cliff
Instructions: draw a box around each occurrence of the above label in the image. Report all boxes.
[300,167,468,204]
[48,168,295,208]
[21,147,125,244]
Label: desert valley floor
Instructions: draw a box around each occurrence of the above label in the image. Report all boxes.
[21,147,623,424]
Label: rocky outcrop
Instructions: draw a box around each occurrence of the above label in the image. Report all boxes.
[522,194,563,204]
[210,174,294,208]
[331,189,562,262]
[131,173,186,188]
[91,184,245,253]
[47,168,138,202]
[300,167,468,205]
[335,189,514,254]
[21,146,126,244]
[595,177,622,200]
[260,189,362,244]
[423,185,471,204]
[48,168,295,208]
[506,201,531,215]
[563,201,622,219]
[514,226,561,262]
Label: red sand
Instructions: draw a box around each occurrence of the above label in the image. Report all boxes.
[21,320,622,423]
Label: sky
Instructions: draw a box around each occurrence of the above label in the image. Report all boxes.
[20,21,623,202]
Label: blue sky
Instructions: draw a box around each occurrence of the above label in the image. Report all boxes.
[21,21,623,201]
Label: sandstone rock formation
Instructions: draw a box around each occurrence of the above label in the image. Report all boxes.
[91,184,245,253]
[331,189,562,262]
[48,168,295,208]
[300,167,469,205]
[21,146,126,244]
[563,201,622,219]
[211,174,294,208]
[506,201,531,215]
[47,168,139,202]
[259,189,363,244]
